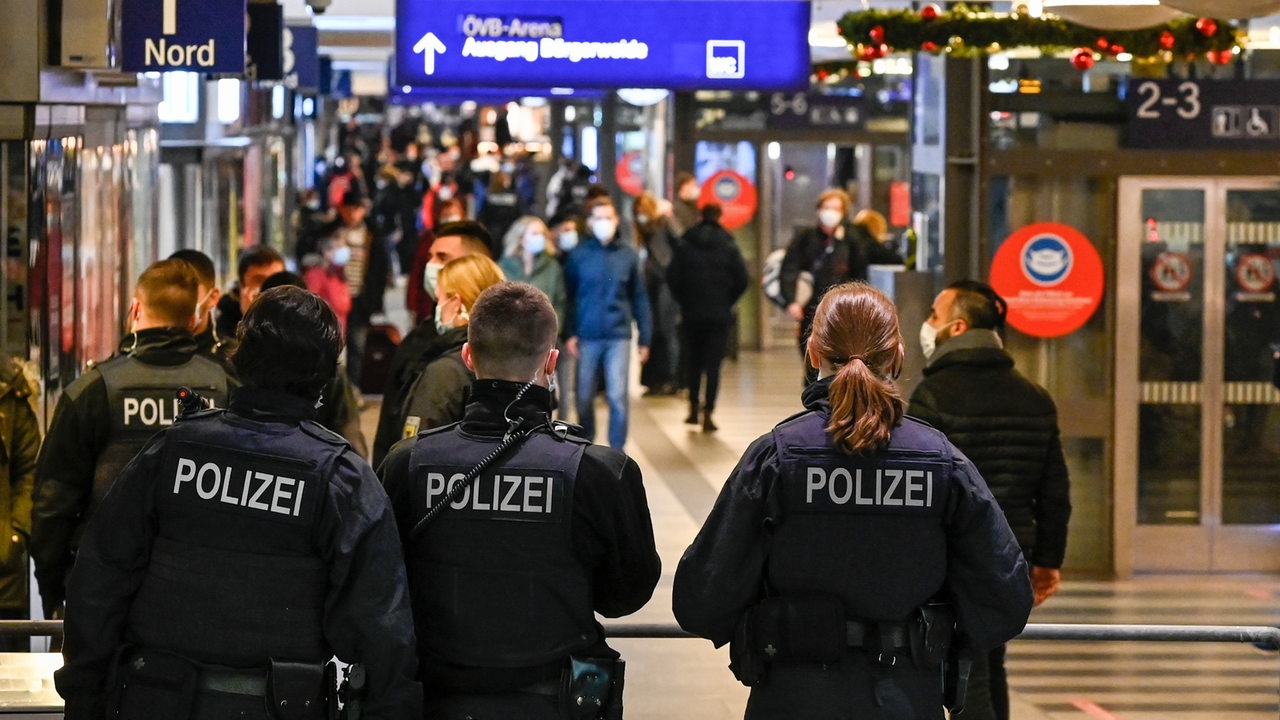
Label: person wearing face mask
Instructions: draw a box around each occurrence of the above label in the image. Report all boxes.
[563,196,653,450]
[302,235,355,333]
[908,280,1072,720]
[779,189,903,385]
[634,192,682,397]
[372,221,496,467]
[214,246,287,343]
[498,216,567,329]
[477,169,528,256]
[31,259,236,621]
[168,249,232,373]
[397,255,506,442]
[380,281,659,720]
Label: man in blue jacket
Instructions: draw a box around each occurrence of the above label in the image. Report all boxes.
[564,196,652,449]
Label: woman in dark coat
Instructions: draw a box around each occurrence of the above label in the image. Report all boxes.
[667,203,748,432]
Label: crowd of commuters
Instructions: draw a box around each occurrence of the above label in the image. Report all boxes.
[0,110,1069,718]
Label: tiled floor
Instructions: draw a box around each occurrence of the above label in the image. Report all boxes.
[361,344,1280,720]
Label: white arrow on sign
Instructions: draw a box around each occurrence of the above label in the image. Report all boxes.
[413,32,447,76]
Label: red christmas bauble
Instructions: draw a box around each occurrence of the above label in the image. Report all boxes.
[816,68,829,81]
[1208,48,1233,64]
[1109,44,1125,56]
[869,25,885,44]
[1159,30,1176,51]
[1071,48,1095,71]
[876,43,890,58]
[921,41,940,53]
[1095,37,1110,51]
[920,3,941,20]
[1196,17,1218,37]
[858,45,879,61]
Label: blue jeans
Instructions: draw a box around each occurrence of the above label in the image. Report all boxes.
[576,338,631,449]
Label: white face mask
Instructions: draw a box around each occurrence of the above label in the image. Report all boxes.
[558,230,579,252]
[440,215,463,225]
[818,208,844,229]
[330,245,351,266]
[636,214,650,226]
[920,319,957,360]
[590,219,617,243]
[437,186,454,201]
[424,262,443,295]
[523,233,547,256]
[919,321,939,361]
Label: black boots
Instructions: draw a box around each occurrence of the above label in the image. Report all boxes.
[685,404,700,425]
[702,409,718,433]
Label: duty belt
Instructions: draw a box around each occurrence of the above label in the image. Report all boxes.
[845,621,909,649]
[196,666,268,696]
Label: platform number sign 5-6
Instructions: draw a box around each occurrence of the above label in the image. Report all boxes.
[1135,80,1202,120]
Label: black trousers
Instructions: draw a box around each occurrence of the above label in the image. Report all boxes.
[683,322,731,412]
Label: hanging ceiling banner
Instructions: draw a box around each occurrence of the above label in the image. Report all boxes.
[122,0,246,73]
[395,0,810,91]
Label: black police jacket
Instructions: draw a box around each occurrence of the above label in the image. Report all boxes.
[673,377,1033,653]
[380,380,661,692]
[31,328,235,615]
[55,387,422,720]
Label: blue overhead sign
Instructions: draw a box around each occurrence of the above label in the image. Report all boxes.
[122,0,246,73]
[395,0,810,91]
[285,25,320,92]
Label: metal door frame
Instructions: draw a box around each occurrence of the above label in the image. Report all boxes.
[1116,176,1280,574]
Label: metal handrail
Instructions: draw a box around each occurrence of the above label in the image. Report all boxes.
[602,622,1280,651]
[4,620,1277,651]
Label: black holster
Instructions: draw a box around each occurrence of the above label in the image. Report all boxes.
[909,603,955,669]
[562,656,624,720]
[943,641,975,715]
[268,659,329,720]
[729,595,846,687]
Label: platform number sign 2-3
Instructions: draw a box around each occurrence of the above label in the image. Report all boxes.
[1134,81,1202,121]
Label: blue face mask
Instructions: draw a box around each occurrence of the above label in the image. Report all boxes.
[331,245,351,266]
[523,233,547,256]
[434,302,450,336]
[558,230,579,252]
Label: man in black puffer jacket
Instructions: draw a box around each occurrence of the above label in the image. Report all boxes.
[908,279,1071,720]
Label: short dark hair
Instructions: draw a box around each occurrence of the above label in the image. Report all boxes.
[136,259,199,328]
[700,202,723,224]
[232,286,342,399]
[946,279,1007,331]
[261,270,306,292]
[434,220,495,258]
[237,246,286,283]
[467,282,558,380]
[168,249,216,287]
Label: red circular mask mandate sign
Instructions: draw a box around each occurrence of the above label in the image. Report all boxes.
[615,151,645,198]
[988,222,1104,338]
[698,170,758,230]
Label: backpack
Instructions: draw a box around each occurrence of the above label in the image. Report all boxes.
[761,248,812,309]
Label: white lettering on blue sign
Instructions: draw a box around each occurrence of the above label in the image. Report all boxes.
[804,466,933,508]
[144,37,217,67]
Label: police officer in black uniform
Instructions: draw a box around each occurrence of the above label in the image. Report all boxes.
[380,281,661,719]
[673,282,1033,720]
[55,286,422,720]
[31,258,235,619]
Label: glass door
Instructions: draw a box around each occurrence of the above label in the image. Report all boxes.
[1117,178,1280,572]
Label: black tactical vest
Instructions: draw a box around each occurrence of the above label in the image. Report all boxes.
[407,426,593,668]
[766,413,956,623]
[95,354,230,508]
[125,412,339,666]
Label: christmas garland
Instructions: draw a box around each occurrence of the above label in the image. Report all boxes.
[834,4,1241,67]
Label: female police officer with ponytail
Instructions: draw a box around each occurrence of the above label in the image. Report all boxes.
[673,282,1032,720]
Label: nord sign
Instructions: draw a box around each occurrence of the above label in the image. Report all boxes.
[122,0,247,73]
[395,0,810,91]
